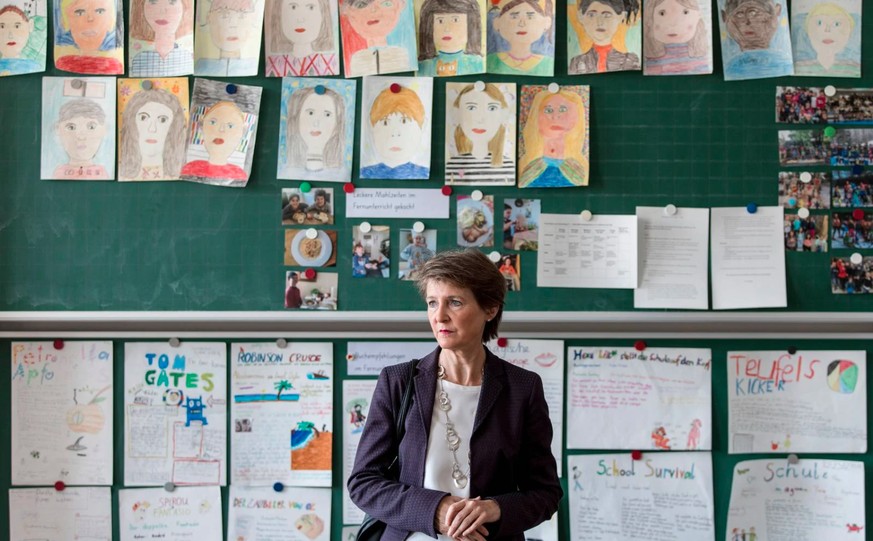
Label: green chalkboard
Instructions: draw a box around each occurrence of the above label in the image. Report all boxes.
[1,5,873,312]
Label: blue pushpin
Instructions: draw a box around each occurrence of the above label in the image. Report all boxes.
[793,219,801,230]
[273,482,284,492]
[314,85,326,95]
[853,165,864,175]
[141,80,153,90]
[788,197,796,207]
[746,202,757,214]
[226,84,238,95]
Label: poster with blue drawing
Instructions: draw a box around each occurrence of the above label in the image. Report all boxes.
[342,378,377,524]
[728,350,866,453]
[791,0,861,78]
[231,341,333,487]
[716,0,794,80]
[124,342,227,486]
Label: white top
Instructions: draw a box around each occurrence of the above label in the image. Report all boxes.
[407,380,481,541]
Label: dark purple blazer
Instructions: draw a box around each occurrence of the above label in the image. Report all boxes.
[348,346,562,540]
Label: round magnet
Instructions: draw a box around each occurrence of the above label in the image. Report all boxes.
[471,189,484,201]
[53,339,64,350]
[824,126,836,137]
[169,337,181,348]
[276,338,288,349]
[54,481,66,491]
[441,185,453,196]
[141,80,153,90]
[413,221,425,233]
[496,337,508,347]
[853,209,865,220]
[474,81,485,92]
[304,268,317,280]
[797,208,810,219]
[299,182,312,193]
[787,198,797,207]
[343,182,355,194]
[390,83,401,94]
[273,482,284,492]
[631,450,642,461]
[799,172,812,183]
[306,228,318,239]
[359,222,372,233]
[824,85,836,97]
[580,210,592,222]
[664,204,677,216]
[548,82,559,93]
[314,85,325,95]
[787,454,799,465]
[746,202,757,214]
[346,353,355,361]
[851,253,863,265]
[634,340,646,352]
[488,251,501,262]
[71,79,84,89]
[225,84,238,95]
[163,482,176,492]
[787,346,797,355]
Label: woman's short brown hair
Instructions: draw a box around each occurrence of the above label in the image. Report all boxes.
[414,249,506,342]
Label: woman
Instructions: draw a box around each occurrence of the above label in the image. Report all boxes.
[286,86,345,174]
[487,0,554,75]
[128,0,194,76]
[265,0,338,76]
[417,0,484,76]
[119,87,188,180]
[349,249,562,541]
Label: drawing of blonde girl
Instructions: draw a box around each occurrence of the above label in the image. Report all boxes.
[793,2,859,77]
[518,88,588,188]
[265,0,339,76]
[446,82,514,185]
[487,0,554,75]
[642,0,711,75]
[416,0,484,76]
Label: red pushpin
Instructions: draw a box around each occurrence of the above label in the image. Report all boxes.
[390,83,401,93]
[441,186,452,196]
[304,268,317,280]
[53,340,64,350]
[497,337,508,347]
[344,182,355,193]
[634,340,646,351]
[631,450,642,461]
[54,481,66,491]
[853,209,865,220]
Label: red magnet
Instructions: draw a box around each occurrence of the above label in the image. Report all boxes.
[631,450,642,460]
[54,481,66,491]
[441,186,453,196]
[634,340,646,351]
[344,182,355,193]
[53,340,64,350]
[853,209,865,220]
[304,268,317,280]
[497,337,508,347]
[390,83,401,93]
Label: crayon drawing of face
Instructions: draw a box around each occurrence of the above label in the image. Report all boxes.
[651,0,699,44]
[369,86,425,168]
[120,88,188,179]
[433,12,467,53]
[63,0,116,52]
[295,514,324,540]
[537,94,579,140]
[136,101,174,164]
[0,7,33,58]
[144,0,185,35]
[493,0,551,50]
[286,86,345,171]
[298,92,337,158]
[580,1,621,45]
[202,102,245,165]
[56,99,107,166]
[805,3,852,66]
[207,0,257,53]
[458,87,505,148]
[723,0,779,51]
[344,0,405,42]
[282,0,323,46]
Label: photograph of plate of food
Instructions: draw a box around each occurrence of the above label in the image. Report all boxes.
[457,196,494,248]
[285,229,337,267]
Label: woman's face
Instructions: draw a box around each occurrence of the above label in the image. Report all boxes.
[425,280,495,353]
[281,0,324,45]
[651,0,700,44]
[493,2,551,49]
[207,6,255,52]
[537,94,579,138]
[807,11,852,57]
[202,103,245,163]
[580,1,621,46]
[344,0,405,42]
[65,0,116,52]
[135,101,174,162]
[372,112,422,166]
[432,12,467,53]
[57,115,107,163]
[297,93,337,155]
[0,11,32,58]
[458,89,505,146]
[144,0,184,35]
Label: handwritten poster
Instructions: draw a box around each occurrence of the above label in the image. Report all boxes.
[726,459,865,540]
[568,453,715,541]
[567,347,712,451]
[11,341,113,486]
[118,486,222,541]
[124,342,227,486]
[342,379,377,524]
[229,486,332,541]
[728,350,867,453]
[346,341,435,376]
[231,342,334,487]
[345,189,450,219]
[486,339,564,475]
[9,487,111,540]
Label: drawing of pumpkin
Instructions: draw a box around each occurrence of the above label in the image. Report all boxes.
[66,385,111,434]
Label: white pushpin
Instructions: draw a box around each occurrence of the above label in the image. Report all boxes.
[580,210,593,222]
[474,81,485,92]
[851,253,863,265]
[548,82,559,93]
[664,204,678,216]
[824,85,836,97]
[800,172,812,183]
[360,222,372,233]
[305,228,318,239]
[413,221,425,233]
[787,454,799,465]
[471,189,484,201]
[276,338,288,349]
[797,208,810,219]
[488,251,501,262]
[169,337,181,348]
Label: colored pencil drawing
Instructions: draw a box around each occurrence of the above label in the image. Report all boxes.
[717,0,794,80]
[277,78,355,182]
[415,0,485,76]
[53,0,124,73]
[791,0,860,78]
[642,0,711,75]
[128,0,194,76]
[0,0,47,76]
[486,0,554,76]
[517,85,589,188]
[568,0,640,74]
[40,77,116,180]
[193,0,264,76]
[445,82,516,186]
[339,0,417,77]
[117,78,189,181]
[264,0,339,76]
[180,78,261,187]
[359,76,433,180]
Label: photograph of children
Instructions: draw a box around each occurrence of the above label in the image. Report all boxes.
[776,87,828,124]
[503,198,540,250]
[828,89,873,124]
[398,228,436,280]
[495,253,520,291]
[832,211,873,249]
[832,170,873,208]
[777,171,830,209]
[285,270,338,309]
[457,194,493,247]
[829,129,873,166]
[352,225,391,278]
[281,188,335,225]
[778,130,828,166]
[831,256,873,294]
[284,229,337,266]
[784,214,828,252]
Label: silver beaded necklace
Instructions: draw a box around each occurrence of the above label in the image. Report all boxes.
[437,364,481,489]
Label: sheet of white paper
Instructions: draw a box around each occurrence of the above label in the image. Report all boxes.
[711,206,787,309]
[231,342,333,487]
[341,526,359,540]
[9,487,112,540]
[346,342,435,376]
[342,379,378,524]
[634,206,710,309]
[525,512,558,541]
[569,453,715,541]
[728,350,867,453]
[726,459,865,541]
[118,486,222,541]
[567,347,712,450]
[124,342,227,486]
[11,341,113,486]
[486,339,564,476]
[537,213,638,288]
[345,189,450,219]
[228,485,332,541]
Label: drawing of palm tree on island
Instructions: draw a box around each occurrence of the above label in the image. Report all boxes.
[233,379,301,403]
[291,420,332,470]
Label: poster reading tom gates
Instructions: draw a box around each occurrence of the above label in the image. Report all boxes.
[728,350,866,453]
[726,459,865,541]
[567,347,712,451]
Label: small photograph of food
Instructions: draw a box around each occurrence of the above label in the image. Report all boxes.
[285,229,337,267]
[281,187,335,225]
[457,194,494,248]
